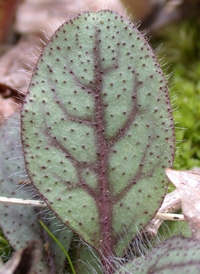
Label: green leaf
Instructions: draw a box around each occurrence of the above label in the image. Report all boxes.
[21,10,175,264]
[115,236,200,273]
[0,113,73,273]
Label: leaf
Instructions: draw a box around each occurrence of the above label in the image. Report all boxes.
[158,220,191,243]
[0,113,73,273]
[21,10,175,266]
[114,236,200,274]
[0,37,40,95]
[166,168,200,240]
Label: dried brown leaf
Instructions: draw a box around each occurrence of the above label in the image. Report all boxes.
[15,0,124,36]
[0,36,41,95]
[145,189,181,237]
[0,240,41,274]
[0,95,20,125]
[166,168,200,240]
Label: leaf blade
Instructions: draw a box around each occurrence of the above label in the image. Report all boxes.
[21,11,175,258]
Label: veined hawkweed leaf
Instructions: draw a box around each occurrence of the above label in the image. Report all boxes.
[114,236,200,273]
[21,10,175,268]
[0,113,73,273]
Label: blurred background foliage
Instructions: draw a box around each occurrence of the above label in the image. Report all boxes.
[152,18,200,170]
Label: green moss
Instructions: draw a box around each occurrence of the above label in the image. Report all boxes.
[172,73,200,169]
[153,19,200,170]
[0,229,13,263]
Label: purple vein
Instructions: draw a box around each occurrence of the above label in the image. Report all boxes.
[69,68,95,95]
[91,27,115,258]
[51,172,97,199]
[43,128,97,199]
[103,41,120,74]
[62,60,95,96]
[108,74,138,146]
[113,166,157,245]
[49,79,95,126]
[113,141,153,203]
[148,244,200,274]
[149,262,200,274]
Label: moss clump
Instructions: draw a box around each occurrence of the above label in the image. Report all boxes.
[154,19,200,170]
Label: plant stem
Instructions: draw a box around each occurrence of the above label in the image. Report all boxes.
[156,212,184,221]
[0,196,185,221]
[0,196,46,207]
